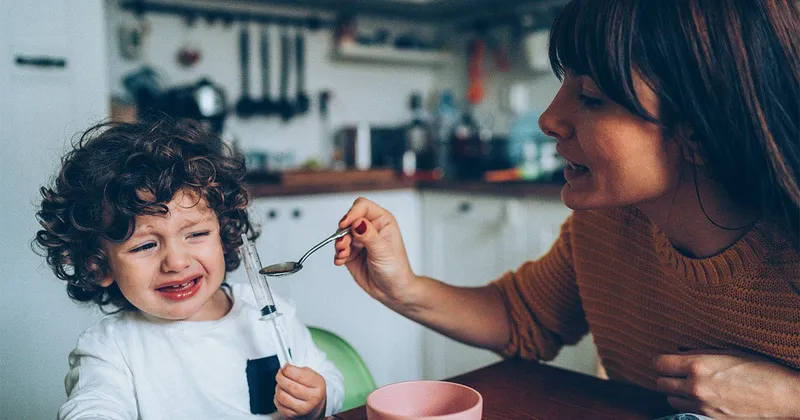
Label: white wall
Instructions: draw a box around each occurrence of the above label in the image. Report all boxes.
[105,1,446,165]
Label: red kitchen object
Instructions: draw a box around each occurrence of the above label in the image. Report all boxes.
[177,46,202,67]
[466,37,486,105]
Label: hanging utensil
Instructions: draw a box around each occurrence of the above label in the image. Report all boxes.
[277,26,295,122]
[294,27,310,115]
[256,25,277,116]
[235,25,257,117]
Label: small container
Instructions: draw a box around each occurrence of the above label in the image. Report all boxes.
[366,380,482,420]
[356,122,372,170]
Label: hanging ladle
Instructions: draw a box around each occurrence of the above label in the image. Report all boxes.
[259,227,351,277]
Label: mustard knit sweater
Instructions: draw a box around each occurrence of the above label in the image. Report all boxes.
[492,206,800,389]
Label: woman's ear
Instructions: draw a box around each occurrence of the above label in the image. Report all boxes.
[675,125,705,166]
[99,276,114,288]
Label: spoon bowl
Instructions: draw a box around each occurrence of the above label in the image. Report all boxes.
[260,261,302,277]
[259,227,351,277]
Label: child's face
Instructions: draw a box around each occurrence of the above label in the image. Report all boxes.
[100,190,229,321]
[540,71,683,210]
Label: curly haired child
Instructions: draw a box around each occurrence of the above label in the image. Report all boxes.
[35,117,343,419]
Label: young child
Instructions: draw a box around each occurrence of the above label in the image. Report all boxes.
[35,117,343,419]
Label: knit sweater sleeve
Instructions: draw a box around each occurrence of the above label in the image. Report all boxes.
[490,213,589,360]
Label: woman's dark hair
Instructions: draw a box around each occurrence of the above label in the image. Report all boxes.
[34,117,258,312]
[549,0,799,244]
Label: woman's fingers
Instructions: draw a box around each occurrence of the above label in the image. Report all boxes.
[339,197,394,231]
[334,236,351,265]
[666,395,700,412]
[334,233,365,266]
[655,376,693,397]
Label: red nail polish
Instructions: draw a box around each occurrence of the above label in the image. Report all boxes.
[355,221,367,235]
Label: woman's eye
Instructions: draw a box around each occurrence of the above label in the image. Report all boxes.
[188,231,210,239]
[578,93,604,109]
[130,242,156,253]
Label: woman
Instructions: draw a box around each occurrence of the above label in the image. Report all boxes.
[335,0,799,417]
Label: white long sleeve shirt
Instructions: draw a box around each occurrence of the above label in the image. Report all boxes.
[58,283,343,419]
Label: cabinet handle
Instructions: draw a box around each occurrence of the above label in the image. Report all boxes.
[291,208,302,219]
[15,55,67,68]
[267,209,278,219]
[457,202,472,213]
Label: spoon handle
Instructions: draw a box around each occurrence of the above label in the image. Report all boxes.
[297,227,352,266]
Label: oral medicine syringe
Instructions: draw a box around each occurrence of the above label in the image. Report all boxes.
[240,234,293,367]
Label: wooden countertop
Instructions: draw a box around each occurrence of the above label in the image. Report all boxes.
[246,177,416,197]
[416,180,564,198]
[246,178,564,199]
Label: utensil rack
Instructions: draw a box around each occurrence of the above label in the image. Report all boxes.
[121,0,334,29]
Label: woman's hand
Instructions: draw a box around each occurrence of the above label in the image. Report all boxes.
[274,365,327,419]
[334,197,418,308]
[654,349,800,419]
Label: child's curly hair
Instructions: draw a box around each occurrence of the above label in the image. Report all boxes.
[34,117,258,312]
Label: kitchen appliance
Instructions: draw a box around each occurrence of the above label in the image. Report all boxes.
[157,79,227,132]
[333,125,407,172]
[124,68,228,134]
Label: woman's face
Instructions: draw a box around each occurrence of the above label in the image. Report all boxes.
[540,71,683,210]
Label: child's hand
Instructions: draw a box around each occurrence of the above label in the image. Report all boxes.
[274,364,327,419]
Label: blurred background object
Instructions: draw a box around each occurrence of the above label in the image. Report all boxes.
[102,0,567,183]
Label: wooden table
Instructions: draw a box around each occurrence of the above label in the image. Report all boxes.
[328,359,676,419]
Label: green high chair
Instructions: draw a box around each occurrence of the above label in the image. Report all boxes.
[308,326,377,411]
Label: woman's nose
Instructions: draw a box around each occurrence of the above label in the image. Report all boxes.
[539,97,573,142]
[161,243,191,272]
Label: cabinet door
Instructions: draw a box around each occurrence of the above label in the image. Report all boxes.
[241,190,424,387]
[525,199,598,376]
[420,193,529,380]
[524,198,572,259]
[0,1,108,418]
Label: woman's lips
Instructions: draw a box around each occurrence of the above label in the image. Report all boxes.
[556,144,589,170]
[156,277,202,301]
[563,160,590,183]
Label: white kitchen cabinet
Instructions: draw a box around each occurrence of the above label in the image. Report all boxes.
[1,1,109,418]
[419,192,597,379]
[235,189,425,387]
[419,192,528,380]
[524,198,599,376]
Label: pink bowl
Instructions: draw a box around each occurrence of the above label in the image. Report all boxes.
[366,380,483,420]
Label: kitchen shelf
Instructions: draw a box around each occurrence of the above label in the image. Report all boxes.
[332,42,454,67]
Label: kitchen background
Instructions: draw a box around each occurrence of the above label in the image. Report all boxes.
[1,0,595,418]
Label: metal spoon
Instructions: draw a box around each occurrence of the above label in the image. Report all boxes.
[259,227,351,277]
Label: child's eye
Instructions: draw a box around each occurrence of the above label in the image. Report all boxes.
[130,242,156,253]
[188,231,210,239]
[578,93,604,109]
